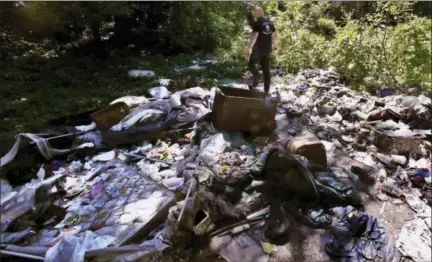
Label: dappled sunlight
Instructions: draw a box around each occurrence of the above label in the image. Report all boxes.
[0,2,431,262]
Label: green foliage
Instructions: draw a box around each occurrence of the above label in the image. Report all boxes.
[0,49,245,141]
[262,1,431,91]
[386,17,432,89]
[1,1,432,142]
[11,2,134,39]
[1,2,244,56]
[150,2,244,53]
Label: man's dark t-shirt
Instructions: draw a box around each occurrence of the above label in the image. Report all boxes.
[252,17,275,55]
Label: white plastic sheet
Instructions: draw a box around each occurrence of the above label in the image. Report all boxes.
[44,231,114,262]
[128,70,155,78]
[396,205,432,262]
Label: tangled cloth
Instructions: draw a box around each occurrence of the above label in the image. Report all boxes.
[323,206,396,262]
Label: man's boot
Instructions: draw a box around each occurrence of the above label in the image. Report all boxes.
[248,76,259,91]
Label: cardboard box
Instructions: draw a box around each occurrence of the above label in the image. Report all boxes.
[212,86,277,134]
[91,102,129,131]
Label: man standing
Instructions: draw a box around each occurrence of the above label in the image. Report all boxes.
[244,6,278,96]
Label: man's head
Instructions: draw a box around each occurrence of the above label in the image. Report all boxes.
[253,6,264,19]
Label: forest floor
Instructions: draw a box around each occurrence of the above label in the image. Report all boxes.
[0,52,246,142]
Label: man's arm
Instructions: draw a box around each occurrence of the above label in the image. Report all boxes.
[244,32,258,57]
[272,31,278,50]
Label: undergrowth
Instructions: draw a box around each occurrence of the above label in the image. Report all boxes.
[0,51,245,142]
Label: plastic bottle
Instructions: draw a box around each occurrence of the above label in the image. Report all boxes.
[374,153,393,167]
[390,155,407,166]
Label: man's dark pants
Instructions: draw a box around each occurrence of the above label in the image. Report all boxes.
[248,51,271,93]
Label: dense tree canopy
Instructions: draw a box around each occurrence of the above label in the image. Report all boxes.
[0,1,431,89]
[0,1,245,57]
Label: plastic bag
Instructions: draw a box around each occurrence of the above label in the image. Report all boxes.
[158,78,171,86]
[170,94,182,108]
[75,122,97,132]
[128,70,154,78]
[297,204,332,228]
[172,87,209,100]
[111,109,165,131]
[175,107,204,124]
[199,133,228,166]
[396,206,431,262]
[148,86,171,99]
[0,179,13,199]
[314,171,362,207]
[72,132,103,149]
[162,178,184,190]
[109,96,148,108]
[1,133,77,167]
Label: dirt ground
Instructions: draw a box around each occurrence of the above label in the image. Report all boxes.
[190,179,416,262]
[268,191,415,262]
[190,123,418,262]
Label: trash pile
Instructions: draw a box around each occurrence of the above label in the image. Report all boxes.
[0,68,431,262]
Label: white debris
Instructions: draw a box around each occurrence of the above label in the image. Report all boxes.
[128,70,155,78]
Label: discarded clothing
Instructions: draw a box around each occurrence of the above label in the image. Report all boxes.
[323,206,396,262]
[314,171,362,207]
[261,150,319,201]
[298,204,332,228]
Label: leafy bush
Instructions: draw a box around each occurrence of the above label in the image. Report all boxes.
[1,2,244,56]
[262,1,431,91]
[1,1,431,92]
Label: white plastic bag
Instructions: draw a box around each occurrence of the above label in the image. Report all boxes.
[199,133,228,166]
[162,177,184,190]
[128,70,155,78]
[148,86,171,99]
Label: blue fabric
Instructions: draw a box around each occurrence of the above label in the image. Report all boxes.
[323,206,396,262]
